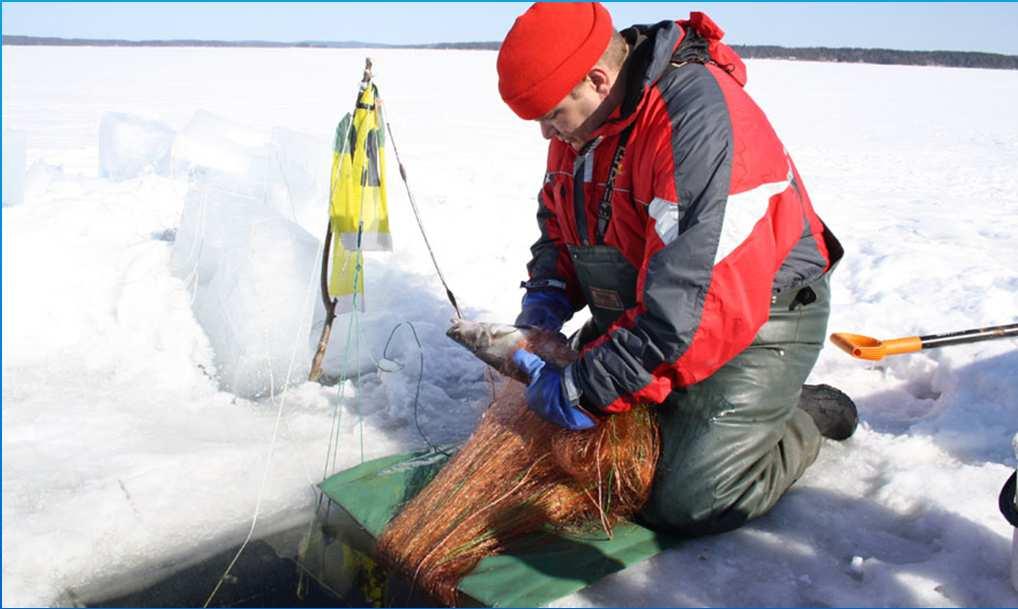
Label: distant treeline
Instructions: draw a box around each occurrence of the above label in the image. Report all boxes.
[731,45,1018,70]
[5,35,1017,70]
[2,35,407,49]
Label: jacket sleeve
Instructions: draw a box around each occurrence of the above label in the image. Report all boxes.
[522,174,586,311]
[566,65,804,414]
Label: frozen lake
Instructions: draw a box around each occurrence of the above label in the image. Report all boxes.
[3,45,1018,606]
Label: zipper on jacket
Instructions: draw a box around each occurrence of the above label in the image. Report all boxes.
[572,137,603,246]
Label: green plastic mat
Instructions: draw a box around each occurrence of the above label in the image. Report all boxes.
[318,449,682,607]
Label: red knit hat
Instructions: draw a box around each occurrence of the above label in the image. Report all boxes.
[497,2,614,120]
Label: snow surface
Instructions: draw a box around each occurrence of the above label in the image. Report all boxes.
[2,128,25,207]
[3,45,1018,607]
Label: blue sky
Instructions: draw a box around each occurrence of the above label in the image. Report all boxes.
[3,2,1018,55]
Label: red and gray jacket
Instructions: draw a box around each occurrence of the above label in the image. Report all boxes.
[524,13,843,414]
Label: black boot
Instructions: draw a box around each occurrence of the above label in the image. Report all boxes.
[798,384,858,440]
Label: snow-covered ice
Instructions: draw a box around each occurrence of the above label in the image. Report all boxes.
[2,128,25,207]
[3,45,1018,607]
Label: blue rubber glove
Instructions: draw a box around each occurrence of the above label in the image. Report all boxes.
[514,290,572,333]
[511,349,595,431]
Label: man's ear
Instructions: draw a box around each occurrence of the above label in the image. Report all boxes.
[587,66,613,97]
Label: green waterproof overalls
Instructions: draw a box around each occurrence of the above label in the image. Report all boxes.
[568,127,828,537]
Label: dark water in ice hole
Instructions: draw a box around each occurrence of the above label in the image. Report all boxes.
[74,527,346,608]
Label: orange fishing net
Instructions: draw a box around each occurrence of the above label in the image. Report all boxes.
[376,330,660,606]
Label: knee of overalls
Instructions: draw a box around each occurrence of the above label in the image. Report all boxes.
[638,275,833,536]
[638,378,783,537]
[639,357,820,536]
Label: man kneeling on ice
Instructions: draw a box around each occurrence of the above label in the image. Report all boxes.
[491,2,857,535]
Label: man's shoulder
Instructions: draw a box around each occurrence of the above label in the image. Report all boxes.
[652,62,724,106]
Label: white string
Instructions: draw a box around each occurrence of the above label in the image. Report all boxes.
[181,183,210,304]
[278,244,329,489]
[202,179,328,608]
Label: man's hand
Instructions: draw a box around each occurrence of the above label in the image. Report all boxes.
[514,290,572,333]
[511,349,596,431]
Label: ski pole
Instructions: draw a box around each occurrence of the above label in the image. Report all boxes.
[830,323,1018,361]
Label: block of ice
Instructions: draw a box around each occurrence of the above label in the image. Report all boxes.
[171,111,290,218]
[2,129,26,207]
[98,112,176,180]
[271,126,331,233]
[192,214,320,398]
[170,164,324,398]
[24,160,65,198]
[171,110,272,178]
[170,170,283,287]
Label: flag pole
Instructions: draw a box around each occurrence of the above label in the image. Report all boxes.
[308,221,337,382]
[308,57,374,382]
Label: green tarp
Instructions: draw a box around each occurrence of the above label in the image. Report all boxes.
[317,449,683,607]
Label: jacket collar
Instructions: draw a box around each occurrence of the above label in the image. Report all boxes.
[587,20,685,140]
[572,13,747,146]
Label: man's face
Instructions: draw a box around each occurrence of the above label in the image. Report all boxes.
[536,77,606,151]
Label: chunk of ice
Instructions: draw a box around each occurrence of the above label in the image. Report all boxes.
[271,126,330,233]
[192,213,320,398]
[170,171,281,286]
[98,112,176,180]
[170,165,323,398]
[171,110,272,179]
[170,110,290,217]
[24,160,64,197]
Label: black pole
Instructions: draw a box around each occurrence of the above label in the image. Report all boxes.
[308,221,337,383]
[920,323,1018,350]
[1001,471,1017,528]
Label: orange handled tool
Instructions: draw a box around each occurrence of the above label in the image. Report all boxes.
[830,323,1018,361]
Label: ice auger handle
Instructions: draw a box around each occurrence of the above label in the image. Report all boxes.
[830,323,1018,361]
[829,333,921,361]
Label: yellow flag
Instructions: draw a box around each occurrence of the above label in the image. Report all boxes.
[327,82,392,311]
[330,83,391,252]
[328,242,365,313]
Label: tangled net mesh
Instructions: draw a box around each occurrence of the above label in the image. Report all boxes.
[376,329,660,606]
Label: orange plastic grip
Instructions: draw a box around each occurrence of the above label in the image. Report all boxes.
[881,336,923,356]
[829,333,923,361]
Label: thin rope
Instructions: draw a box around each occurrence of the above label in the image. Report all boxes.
[202,360,283,607]
[381,321,449,456]
[384,121,461,319]
[182,183,210,303]
[203,336,301,609]
[384,116,502,405]
[354,272,365,464]
[325,295,359,476]
[203,180,328,609]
